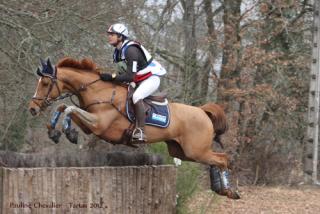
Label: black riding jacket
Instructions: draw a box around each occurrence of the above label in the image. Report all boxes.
[113,45,149,83]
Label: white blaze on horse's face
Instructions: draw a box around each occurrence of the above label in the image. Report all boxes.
[29,76,53,116]
[33,77,42,98]
[29,77,44,116]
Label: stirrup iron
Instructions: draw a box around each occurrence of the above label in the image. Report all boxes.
[132,128,145,141]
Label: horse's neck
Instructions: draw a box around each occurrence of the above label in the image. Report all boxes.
[59,67,94,89]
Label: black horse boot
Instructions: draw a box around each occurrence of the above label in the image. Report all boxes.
[209,166,240,200]
[132,100,147,142]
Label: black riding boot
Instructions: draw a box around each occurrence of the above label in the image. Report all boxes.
[132,100,147,142]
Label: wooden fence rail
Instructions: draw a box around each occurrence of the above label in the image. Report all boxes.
[0,165,177,214]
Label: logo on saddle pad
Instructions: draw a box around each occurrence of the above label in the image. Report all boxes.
[151,113,167,123]
[126,100,170,128]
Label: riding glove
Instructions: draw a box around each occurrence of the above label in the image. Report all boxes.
[100,73,113,81]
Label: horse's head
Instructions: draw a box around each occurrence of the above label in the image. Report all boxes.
[29,58,63,116]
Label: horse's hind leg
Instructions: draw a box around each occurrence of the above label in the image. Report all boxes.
[165,140,194,161]
[179,132,240,200]
[165,139,227,167]
[198,151,229,169]
[180,136,229,170]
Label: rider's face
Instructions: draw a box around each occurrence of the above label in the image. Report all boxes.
[107,33,121,46]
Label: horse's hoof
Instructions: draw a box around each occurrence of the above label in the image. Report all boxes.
[65,128,78,144]
[225,189,241,200]
[48,129,62,144]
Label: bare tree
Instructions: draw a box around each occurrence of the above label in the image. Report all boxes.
[180,0,198,104]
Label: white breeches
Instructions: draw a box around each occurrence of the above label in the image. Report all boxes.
[132,75,161,104]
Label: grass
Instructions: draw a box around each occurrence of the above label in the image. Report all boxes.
[176,161,202,214]
[147,143,202,214]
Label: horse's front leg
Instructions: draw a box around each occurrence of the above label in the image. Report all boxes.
[47,104,68,143]
[61,105,100,144]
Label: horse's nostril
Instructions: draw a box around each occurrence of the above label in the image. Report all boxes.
[30,107,37,116]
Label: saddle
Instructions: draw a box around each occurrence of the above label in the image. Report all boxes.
[126,85,170,127]
[120,84,170,147]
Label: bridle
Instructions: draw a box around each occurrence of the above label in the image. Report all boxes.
[32,67,99,109]
[32,74,67,109]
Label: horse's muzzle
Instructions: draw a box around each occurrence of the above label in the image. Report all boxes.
[29,107,39,116]
[29,100,44,116]
[29,101,41,116]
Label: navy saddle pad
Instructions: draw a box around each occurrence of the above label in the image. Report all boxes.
[126,99,170,128]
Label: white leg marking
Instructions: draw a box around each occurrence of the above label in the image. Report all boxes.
[65,106,76,115]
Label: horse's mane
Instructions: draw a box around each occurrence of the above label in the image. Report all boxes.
[57,57,100,74]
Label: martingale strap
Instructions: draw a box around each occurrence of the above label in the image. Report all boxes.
[82,84,125,117]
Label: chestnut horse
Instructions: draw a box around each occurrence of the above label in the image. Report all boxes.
[28,57,239,199]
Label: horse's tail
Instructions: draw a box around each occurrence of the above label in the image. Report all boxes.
[200,103,228,149]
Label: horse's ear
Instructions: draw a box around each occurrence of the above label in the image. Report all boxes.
[47,58,54,69]
[47,58,51,67]
[40,58,46,68]
[47,58,55,75]
[36,67,43,77]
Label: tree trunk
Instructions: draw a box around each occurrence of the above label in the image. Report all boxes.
[181,0,198,104]
[219,0,242,92]
[216,0,242,157]
[200,0,217,104]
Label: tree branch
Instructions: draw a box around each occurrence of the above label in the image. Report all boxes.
[156,48,185,72]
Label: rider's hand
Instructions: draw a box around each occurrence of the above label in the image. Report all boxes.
[100,73,113,81]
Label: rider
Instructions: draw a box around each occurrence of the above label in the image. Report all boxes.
[100,23,167,142]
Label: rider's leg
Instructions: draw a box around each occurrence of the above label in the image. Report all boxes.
[132,75,160,141]
[132,100,147,141]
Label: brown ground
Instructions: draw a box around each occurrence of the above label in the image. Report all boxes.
[186,185,320,214]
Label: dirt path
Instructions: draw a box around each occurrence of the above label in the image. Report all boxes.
[187,185,320,214]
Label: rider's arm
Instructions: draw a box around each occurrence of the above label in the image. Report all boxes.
[100,46,146,83]
[100,67,134,82]
[112,46,146,83]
